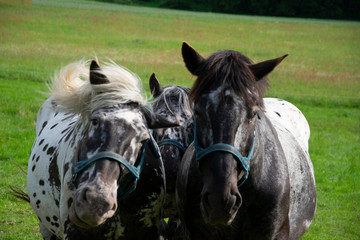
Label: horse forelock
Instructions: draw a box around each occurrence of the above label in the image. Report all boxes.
[50,59,147,119]
[189,50,266,110]
[152,85,192,120]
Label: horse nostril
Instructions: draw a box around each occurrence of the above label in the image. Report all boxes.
[81,188,89,203]
[233,192,242,210]
[83,189,88,202]
[112,203,117,211]
[202,192,210,208]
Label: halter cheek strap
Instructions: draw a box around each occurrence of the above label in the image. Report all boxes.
[116,139,160,200]
[194,118,256,187]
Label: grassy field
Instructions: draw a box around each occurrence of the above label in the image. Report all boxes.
[0,0,359,239]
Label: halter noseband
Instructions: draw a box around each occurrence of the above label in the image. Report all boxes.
[157,138,187,153]
[71,138,160,200]
[194,118,256,187]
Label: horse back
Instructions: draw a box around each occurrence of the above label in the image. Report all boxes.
[264,98,310,152]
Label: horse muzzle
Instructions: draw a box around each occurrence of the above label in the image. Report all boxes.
[200,189,242,226]
[70,183,118,228]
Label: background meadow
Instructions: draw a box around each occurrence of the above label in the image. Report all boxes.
[0,0,359,239]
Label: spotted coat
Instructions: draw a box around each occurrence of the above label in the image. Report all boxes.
[27,98,166,240]
[27,60,173,240]
[176,43,316,240]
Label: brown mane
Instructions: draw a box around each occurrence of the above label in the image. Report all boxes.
[189,50,268,109]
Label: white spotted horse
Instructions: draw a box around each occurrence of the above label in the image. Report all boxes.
[176,42,317,240]
[149,74,193,239]
[27,60,178,239]
[149,75,312,240]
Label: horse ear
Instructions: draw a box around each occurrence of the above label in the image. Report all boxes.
[90,60,110,85]
[141,106,179,129]
[182,42,205,76]
[248,54,288,81]
[149,73,163,98]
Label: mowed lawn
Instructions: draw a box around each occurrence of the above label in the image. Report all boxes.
[0,0,359,239]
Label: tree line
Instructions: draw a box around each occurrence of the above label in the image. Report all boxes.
[95,0,360,20]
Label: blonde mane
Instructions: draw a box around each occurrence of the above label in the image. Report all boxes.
[50,59,147,118]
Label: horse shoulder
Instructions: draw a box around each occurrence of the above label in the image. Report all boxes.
[251,117,292,226]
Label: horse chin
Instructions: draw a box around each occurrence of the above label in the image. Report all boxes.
[200,202,238,226]
[69,202,115,229]
[69,207,97,229]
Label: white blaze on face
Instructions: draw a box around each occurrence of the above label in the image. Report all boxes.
[224,89,231,96]
[208,88,222,110]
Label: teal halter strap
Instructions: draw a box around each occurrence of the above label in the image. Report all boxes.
[72,149,144,181]
[194,118,256,187]
[71,138,160,200]
[158,138,186,153]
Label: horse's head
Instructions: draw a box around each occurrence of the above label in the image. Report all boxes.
[67,61,177,228]
[182,42,287,225]
[149,73,193,189]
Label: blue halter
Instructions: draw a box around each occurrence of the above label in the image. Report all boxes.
[157,138,187,153]
[194,118,256,187]
[71,138,160,200]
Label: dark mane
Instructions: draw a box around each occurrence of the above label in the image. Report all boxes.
[189,50,268,109]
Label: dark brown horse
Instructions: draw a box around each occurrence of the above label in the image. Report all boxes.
[176,42,316,240]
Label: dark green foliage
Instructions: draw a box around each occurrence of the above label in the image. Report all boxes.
[96,0,360,20]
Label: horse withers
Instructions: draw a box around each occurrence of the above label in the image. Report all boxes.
[176,42,316,240]
[27,60,177,239]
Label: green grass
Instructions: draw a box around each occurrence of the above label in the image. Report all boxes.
[0,0,359,239]
[0,79,47,239]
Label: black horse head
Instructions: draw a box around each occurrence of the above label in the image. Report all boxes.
[182,42,287,226]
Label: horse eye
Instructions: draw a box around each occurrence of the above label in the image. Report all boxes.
[91,119,99,126]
